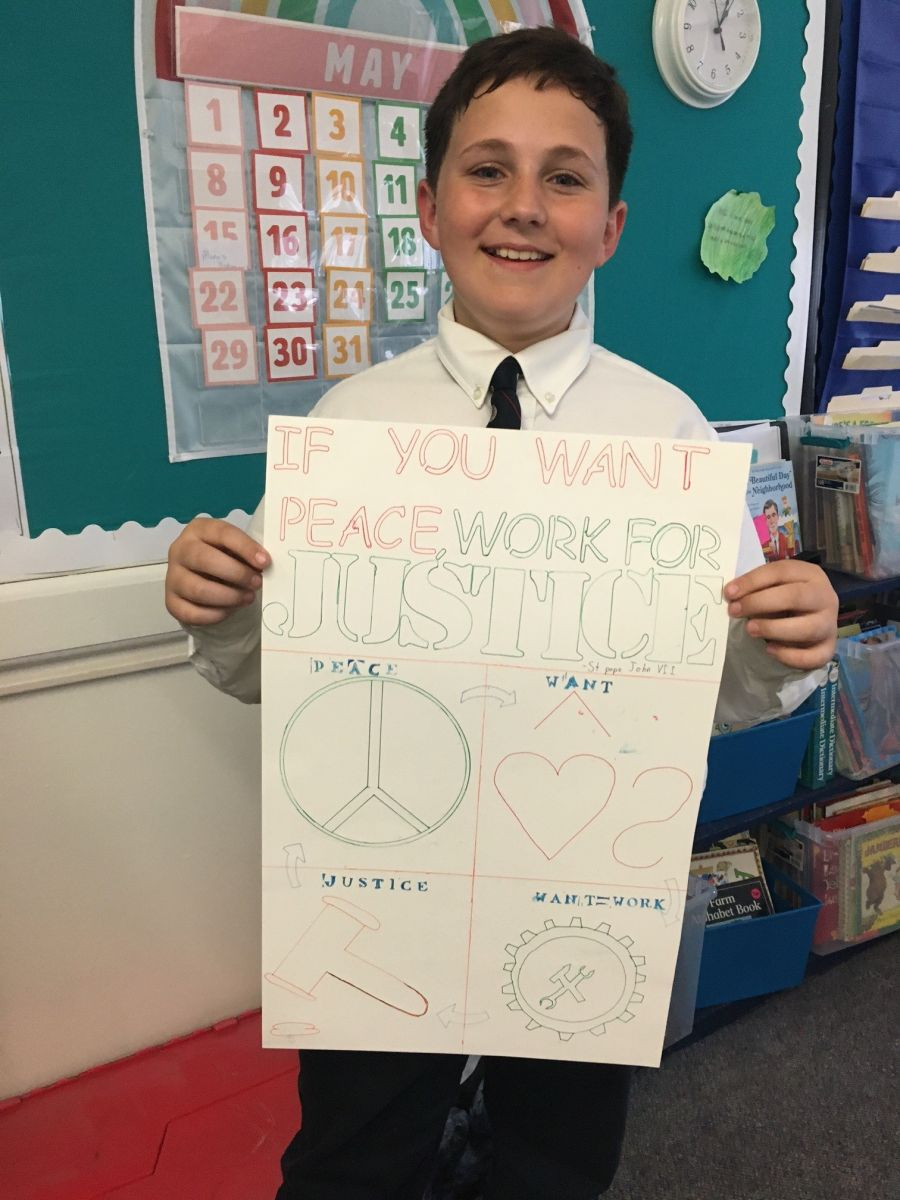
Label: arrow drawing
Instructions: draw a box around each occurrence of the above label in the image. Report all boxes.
[438,1004,490,1027]
[283,843,306,888]
[460,686,516,706]
[662,877,684,926]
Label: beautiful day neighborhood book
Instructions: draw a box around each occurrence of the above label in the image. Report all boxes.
[745,461,801,562]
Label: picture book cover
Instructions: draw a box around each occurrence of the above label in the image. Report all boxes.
[745,461,801,562]
[689,843,774,924]
[853,818,900,938]
[704,877,773,924]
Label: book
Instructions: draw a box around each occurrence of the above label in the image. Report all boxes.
[689,843,775,924]
[745,460,801,561]
[704,878,773,924]
[823,781,900,820]
[758,818,805,878]
[803,425,900,579]
[760,807,900,951]
[813,409,900,427]
[835,628,900,778]
[800,659,839,789]
[817,797,900,833]
[853,818,900,938]
[825,659,839,779]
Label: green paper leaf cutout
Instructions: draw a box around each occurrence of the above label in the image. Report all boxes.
[700,190,776,283]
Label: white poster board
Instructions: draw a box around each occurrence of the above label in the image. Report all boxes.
[261,416,751,1067]
[0,321,25,536]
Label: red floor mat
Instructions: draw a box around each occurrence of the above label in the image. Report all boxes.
[0,1012,298,1200]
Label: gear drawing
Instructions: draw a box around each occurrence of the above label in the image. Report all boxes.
[501,918,646,1041]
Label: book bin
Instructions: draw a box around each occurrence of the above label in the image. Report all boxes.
[696,864,821,1007]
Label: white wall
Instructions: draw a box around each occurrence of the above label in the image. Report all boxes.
[0,566,261,1099]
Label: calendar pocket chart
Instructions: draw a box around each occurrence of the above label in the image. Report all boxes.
[136,0,594,462]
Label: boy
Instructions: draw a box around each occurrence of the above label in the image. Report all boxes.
[165,27,837,1200]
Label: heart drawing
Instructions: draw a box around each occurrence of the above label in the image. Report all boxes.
[493,753,616,860]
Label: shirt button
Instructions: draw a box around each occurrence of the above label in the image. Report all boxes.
[545,392,555,404]
[473,387,483,400]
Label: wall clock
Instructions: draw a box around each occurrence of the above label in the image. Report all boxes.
[652,0,762,108]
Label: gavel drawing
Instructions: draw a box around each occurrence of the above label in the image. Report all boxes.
[265,895,429,1017]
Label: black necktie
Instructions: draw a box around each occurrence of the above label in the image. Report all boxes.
[486,356,522,430]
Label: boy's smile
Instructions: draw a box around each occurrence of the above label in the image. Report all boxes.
[418,78,626,353]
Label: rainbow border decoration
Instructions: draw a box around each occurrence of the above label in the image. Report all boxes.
[156,0,592,81]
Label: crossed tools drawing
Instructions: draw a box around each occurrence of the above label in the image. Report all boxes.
[538,963,595,1010]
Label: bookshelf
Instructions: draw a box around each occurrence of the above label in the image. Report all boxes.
[694,768,900,849]
[824,570,900,603]
[683,565,900,1042]
[694,569,900,850]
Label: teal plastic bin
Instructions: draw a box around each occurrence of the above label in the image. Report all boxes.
[698,703,817,824]
[696,864,821,1007]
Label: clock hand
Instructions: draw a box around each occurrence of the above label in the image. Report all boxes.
[712,0,727,52]
[719,0,736,26]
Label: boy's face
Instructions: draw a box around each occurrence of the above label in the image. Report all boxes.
[418,78,626,353]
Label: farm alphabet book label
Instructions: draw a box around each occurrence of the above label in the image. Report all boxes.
[260,417,752,1067]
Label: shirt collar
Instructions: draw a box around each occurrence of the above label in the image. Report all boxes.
[435,302,593,417]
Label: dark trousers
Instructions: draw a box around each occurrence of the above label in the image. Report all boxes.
[275,1049,632,1200]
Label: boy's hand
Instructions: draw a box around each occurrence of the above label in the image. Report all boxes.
[724,560,839,671]
[165,517,270,626]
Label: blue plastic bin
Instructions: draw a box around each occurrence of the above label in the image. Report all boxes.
[698,703,817,824]
[696,864,821,1007]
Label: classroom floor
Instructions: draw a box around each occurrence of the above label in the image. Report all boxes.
[0,1012,298,1200]
[2,931,897,1200]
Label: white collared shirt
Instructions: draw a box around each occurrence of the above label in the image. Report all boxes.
[187,304,822,723]
[314,303,718,442]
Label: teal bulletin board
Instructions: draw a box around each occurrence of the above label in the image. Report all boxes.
[594,1,810,421]
[0,2,812,538]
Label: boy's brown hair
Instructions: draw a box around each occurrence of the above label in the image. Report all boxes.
[424,26,633,204]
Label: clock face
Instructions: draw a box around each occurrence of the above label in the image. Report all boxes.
[681,0,761,94]
[653,0,762,107]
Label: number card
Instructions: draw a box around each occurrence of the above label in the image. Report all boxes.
[376,103,422,162]
[188,149,246,211]
[189,268,249,329]
[265,270,318,326]
[312,94,363,157]
[201,327,258,386]
[374,163,418,217]
[316,157,366,215]
[252,152,305,213]
[323,322,371,378]
[264,325,317,382]
[255,90,310,154]
[258,214,311,270]
[384,270,427,322]
[325,268,374,323]
[440,271,453,307]
[380,217,425,268]
[194,210,251,270]
[320,215,368,269]
[185,82,243,149]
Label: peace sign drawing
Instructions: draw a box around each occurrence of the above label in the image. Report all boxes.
[279,677,471,846]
